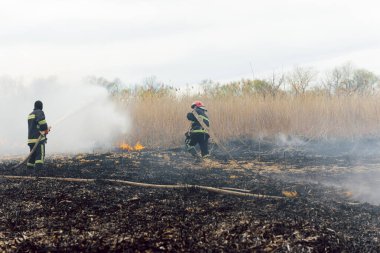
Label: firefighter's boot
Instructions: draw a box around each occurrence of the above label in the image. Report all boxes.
[34,163,44,177]
[187,146,201,163]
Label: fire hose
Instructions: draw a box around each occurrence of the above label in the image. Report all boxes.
[6,109,280,198]
[11,135,43,170]
[0,175,284,199]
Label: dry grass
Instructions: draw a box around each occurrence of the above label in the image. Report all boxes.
[118,94,380,148]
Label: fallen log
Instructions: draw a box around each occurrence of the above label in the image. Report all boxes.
[1,175,284,199]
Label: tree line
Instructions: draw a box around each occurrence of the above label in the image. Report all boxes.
[88,62,380,98]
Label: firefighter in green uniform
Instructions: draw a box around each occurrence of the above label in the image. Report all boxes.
[185,101,210,159]
[27,100,50,170]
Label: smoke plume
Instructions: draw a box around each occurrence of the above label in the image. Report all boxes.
[0,76,129,156]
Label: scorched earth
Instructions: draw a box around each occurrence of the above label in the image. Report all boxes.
[0,139,380,252]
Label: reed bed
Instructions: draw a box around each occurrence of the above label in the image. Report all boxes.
[118,93,380,148]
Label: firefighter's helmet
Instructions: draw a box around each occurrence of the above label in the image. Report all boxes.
[34,100,43,110]
[191,101,204,109]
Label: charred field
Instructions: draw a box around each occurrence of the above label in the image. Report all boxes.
[1,139,380,252]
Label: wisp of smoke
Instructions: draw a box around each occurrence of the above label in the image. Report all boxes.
[0,76,130,156]
[322,171,380,205]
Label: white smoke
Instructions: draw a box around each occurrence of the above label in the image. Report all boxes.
[322,170,380,205]
[276,133,307,147]
[0,76,130,156]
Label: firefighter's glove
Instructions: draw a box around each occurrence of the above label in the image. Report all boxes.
[185,132,190,138]
[40,126,51,136]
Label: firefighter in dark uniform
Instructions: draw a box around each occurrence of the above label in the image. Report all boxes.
[27,100,50,170]
[185,101,210,158]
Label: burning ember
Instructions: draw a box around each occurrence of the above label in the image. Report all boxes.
[119,141,145,151]
[282,191,298,198]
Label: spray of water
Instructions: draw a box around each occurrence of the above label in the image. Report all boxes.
[0,76,130,156]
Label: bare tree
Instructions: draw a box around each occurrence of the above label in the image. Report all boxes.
[323,63,379,95]
[86,76,121,95]
[266,72,285,97]
[323,67,345,95]
[287,66,316,95]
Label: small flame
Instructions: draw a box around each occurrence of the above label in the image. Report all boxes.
[134,142,145,151]
[119,142,145,151]
[119,143,134,151]
[343,191,353,197]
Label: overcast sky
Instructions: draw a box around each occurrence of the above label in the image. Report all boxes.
[1,0,380,86]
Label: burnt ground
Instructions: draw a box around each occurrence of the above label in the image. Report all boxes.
[1,139,380,252]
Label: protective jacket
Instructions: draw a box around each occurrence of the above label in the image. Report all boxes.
[187,107,209,134]
[28,109,48,144]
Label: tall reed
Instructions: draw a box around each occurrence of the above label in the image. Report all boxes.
[118,93,380,148]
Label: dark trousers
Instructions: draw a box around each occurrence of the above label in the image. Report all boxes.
[27,142,45,169]
[185,133,210,157]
